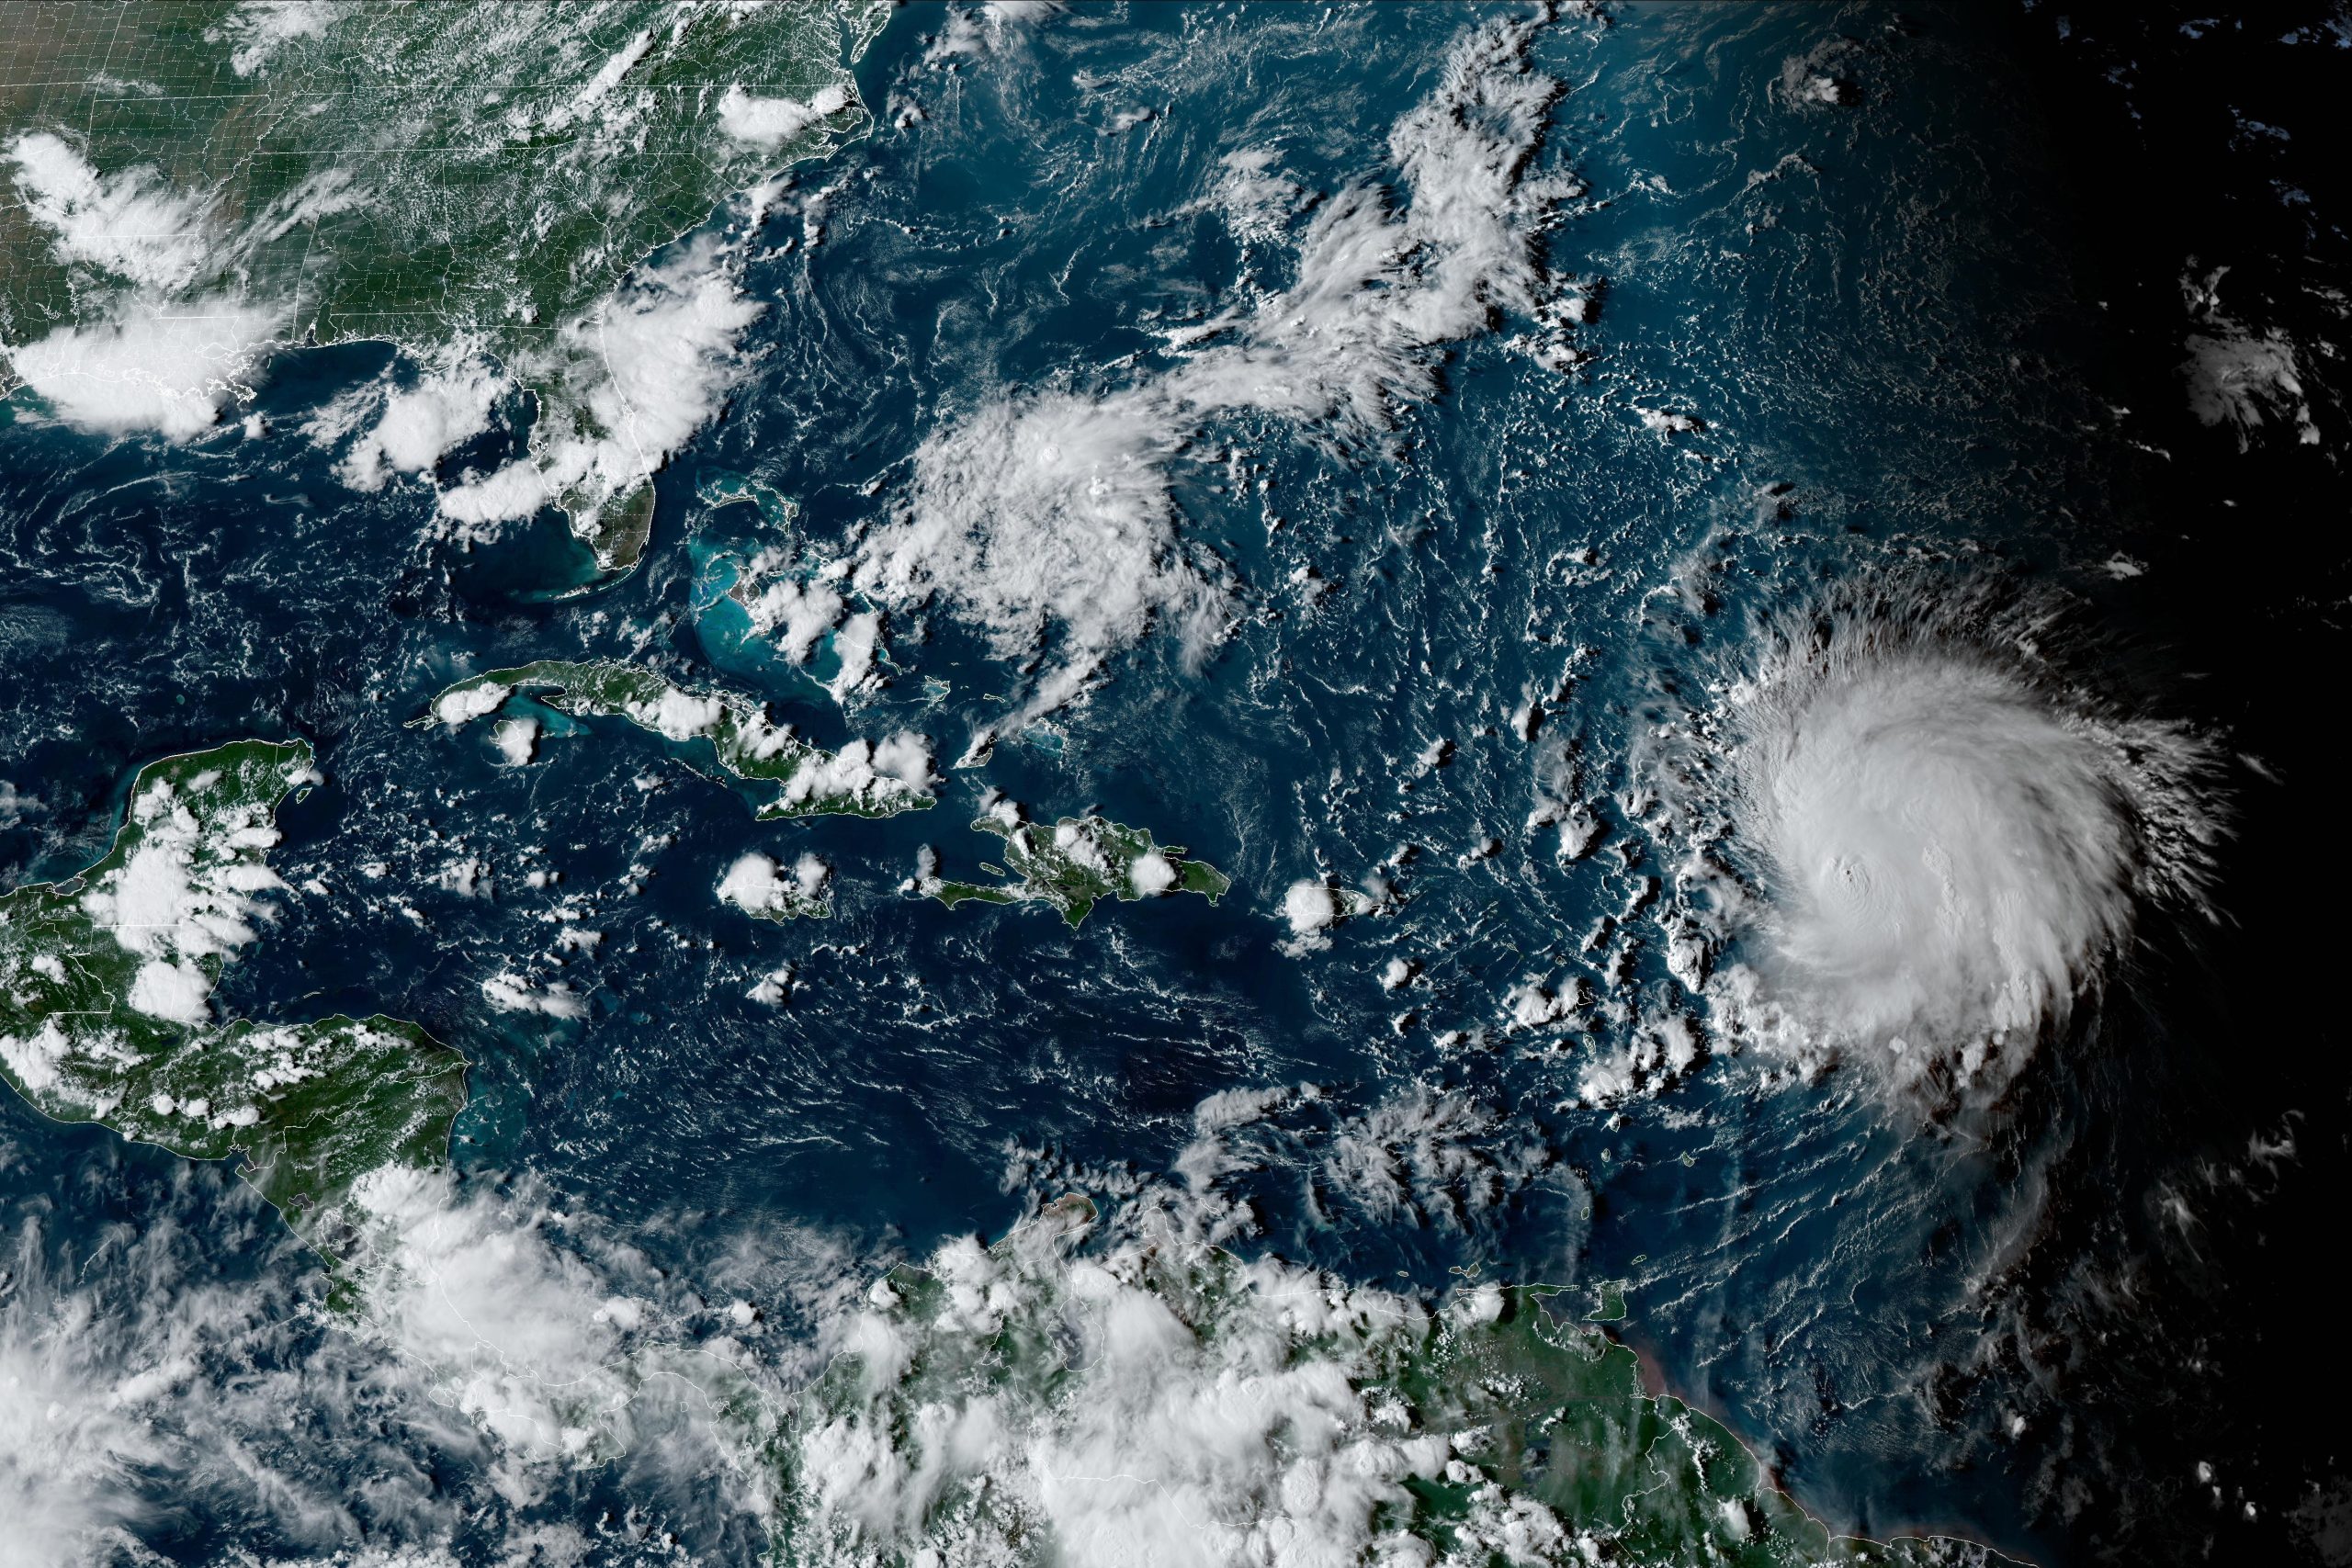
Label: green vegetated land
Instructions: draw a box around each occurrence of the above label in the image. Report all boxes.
[934,812,1232,928]
[0,0,886,558]
[0,0,879,347]
[422,659,935,821]
[778,1209,2030,1567]
[0,738,465,1260]
[1392,1287,2019,1566]
[699,468,799,534]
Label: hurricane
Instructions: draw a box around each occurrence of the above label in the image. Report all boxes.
[1,3,2339,1562]
[1683,583,2227,1093]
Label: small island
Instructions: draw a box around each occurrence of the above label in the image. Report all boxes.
[717,850,833,923]
[419,660,935,821]
[0,739,466,1269]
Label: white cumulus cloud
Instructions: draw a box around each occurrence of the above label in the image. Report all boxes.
[854,13,1573,726]
[438,233,763,558]
[336,355,508,491]
[5,131,218,292]
[7,301,280,442]
[717,83,854,147]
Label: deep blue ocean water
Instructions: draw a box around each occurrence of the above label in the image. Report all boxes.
[4,5,2344,1564]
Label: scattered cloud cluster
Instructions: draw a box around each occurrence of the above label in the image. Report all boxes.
[79,770,290,1027]
[718,83,854,148]
[481,970,587,1020]
[782,1076,1566,1566]
[6,299,279,443]
[436,231,767,556]
[2179,264,2324,450]
[5,1046,1559,1565]
[329,355,508,492]
[785,1216,1473,1567]
[854,12,1575,725]
[2,131,281,439]
[716,849,832,919]
[4,78,821,557]
[0,1160,843,1561]
[7,130,219,291]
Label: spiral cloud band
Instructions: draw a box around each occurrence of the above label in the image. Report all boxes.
[1670,587,2224,1094]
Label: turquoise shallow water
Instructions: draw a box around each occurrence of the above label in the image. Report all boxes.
[2,4,2346,1562]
